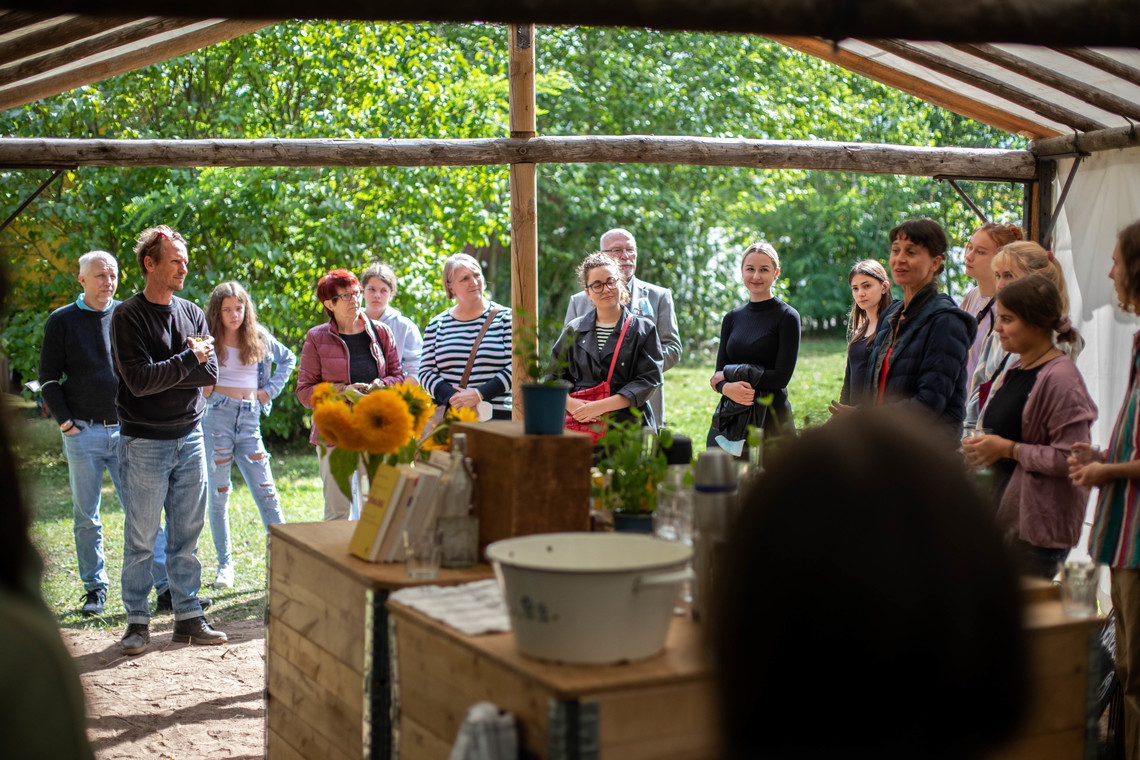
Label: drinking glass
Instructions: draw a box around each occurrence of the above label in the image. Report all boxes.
[1060,560,1099,618]
[656,482,694,613]
[403,530,442,580]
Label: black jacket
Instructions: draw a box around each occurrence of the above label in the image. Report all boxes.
[866,282,977,430]
[553,306,664,428]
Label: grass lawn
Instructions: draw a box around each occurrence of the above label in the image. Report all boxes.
[17,334,846,631]
[664,334,847,442]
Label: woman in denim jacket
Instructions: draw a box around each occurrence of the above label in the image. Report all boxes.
[202,281,297,589]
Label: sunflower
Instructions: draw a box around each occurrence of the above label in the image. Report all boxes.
[310,382,337,406]
[422,405,481,451]
[352,389,415,454]
[312,399,360,449]
[392,380,436,437]
[451,406,480,424]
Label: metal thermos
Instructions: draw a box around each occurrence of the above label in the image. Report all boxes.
[691,449,738,622]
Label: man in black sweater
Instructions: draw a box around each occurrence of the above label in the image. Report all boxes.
[38,251,174,617]
[111,225,225,655]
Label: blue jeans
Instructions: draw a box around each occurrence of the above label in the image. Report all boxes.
[204,395,285,567]
[119,425,208,623]
[62,421,168,595]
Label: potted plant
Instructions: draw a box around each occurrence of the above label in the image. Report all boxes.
[595,414,672,533]
[514,310,572,435]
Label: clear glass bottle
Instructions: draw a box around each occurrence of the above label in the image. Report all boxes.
[436,433,478,568]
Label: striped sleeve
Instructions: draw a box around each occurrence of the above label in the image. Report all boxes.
[1090,334,1140,567]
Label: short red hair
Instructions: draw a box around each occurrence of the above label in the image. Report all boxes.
[316,269,360,318]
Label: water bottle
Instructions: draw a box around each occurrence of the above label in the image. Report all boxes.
[690,449,738,622]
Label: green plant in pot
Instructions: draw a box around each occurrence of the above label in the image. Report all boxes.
[514,310,572,435]
[595,414,673,533]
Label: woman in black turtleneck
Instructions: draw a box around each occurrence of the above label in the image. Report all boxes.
[707,241,801,454]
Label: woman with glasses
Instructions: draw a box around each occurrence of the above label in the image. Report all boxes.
[708,241,801,456]
[552,252,664,435]
[419,254,513,420]
[296,269,404,520]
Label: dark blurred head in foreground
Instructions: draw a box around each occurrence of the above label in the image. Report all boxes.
[715,407,1027,760]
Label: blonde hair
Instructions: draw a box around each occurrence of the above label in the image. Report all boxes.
[742,241,780,269]
[441,253,483,299]
[992,241,1069,314]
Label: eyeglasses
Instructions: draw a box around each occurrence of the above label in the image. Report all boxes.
[330,290,362,303]
[587,277,620,293]
[602,247,636,256]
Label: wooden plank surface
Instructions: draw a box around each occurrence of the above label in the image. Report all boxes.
[270,521,493,590]
[269,699,358,760]
[270,560,367,672]
[268,615,364,707]
[268,650,364,756]
[398,714,456,760]
[389,600,713,699]
[591,680,719,759]
[394,610,551,754]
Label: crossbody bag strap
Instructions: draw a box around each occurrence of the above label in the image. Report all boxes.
[605,316,633,385]
[460,307,500,389]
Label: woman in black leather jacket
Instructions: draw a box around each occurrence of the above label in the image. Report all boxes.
[553,252,664,430]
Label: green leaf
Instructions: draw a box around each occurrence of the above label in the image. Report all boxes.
[328,447,361,501]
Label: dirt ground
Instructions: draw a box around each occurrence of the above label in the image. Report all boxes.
[62,619,267,760]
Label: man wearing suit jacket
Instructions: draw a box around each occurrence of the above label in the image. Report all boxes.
[564,227,682,426]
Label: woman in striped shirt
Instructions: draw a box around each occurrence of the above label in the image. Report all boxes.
[1071,219,1140,759]
[419,254,513,420]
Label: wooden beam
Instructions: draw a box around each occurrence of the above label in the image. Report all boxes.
[866,39,1107,133]
[0,136,1039,179]
[1031,124,1140,157]
[0,0,1135,46]
[0,12,56,37]
[0,18,201,87]
[508,23,537,416]
[951,43,1140,123]
[1051,47,1140,89]
[769,36,1060,139]
[0,19,274,111]
[0,15,144,67]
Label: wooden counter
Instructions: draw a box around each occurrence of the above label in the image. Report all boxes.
[269,521,1110,760]
[387,601,718,760]
[266,521,493,760]
[388,589,1108,760]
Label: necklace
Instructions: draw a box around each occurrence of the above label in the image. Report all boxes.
[1020,345,1056,370]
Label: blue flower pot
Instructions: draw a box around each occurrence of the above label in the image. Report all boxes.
[522,382,571,435]
[613,512,654,534]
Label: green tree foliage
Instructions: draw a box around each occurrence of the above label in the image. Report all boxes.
[2,22,1027,438]
[1,22,510,438]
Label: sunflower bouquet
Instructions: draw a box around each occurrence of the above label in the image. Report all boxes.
[311,380,436,500]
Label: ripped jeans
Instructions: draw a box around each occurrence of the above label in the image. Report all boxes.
[203,395,285,568]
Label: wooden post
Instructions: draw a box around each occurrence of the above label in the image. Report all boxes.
[508,23,537,420]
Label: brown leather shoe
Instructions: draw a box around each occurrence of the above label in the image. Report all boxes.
[171,616,227,645]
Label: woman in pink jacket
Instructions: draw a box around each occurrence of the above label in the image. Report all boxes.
[963,275,1096,578]
[296,269,404,520]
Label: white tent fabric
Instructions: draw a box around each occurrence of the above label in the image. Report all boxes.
[1053,146,1140,450]
[1051,146,1140,564]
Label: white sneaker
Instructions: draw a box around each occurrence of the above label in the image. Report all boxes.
[213,564,234,589]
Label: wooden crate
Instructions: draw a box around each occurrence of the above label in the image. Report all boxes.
[456,420,592,552]
[266,521,493,760]
[388,601,720,760]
